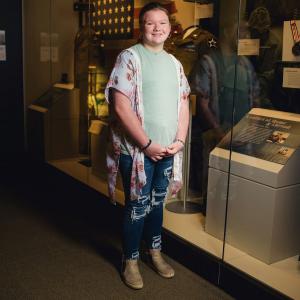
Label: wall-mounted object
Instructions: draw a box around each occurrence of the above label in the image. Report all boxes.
[90,0,134,40]
[0,30,7,61]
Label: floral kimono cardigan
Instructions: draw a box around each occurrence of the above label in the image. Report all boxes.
[105,47,190,203]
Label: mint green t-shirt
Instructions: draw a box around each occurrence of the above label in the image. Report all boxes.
[132,43,179,147]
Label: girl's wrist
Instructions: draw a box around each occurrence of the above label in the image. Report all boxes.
[140,139,152,151]
[175,138,185,147]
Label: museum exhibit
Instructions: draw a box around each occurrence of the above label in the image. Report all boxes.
[21,0,300,298]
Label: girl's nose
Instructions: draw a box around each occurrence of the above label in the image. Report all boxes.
[154,24,160,31]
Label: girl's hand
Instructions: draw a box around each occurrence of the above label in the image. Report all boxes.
[143,142,167,161]
[165,140,184,156]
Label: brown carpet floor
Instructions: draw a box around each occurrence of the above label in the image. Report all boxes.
[0,162,234,300]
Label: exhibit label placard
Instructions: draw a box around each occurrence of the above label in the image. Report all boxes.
[218,113,300,165]
[238,39,260,56]
[283,67,300,89]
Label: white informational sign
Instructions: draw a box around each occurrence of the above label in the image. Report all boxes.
[40,46,50,62]
[282,20,300,62]
[238,39,260,56]
[195,3,214,19]
[0,30,6,61]
[0,45,6,61]
[283,67,300,89]
[40,32,50,62]
[40,32,50,46]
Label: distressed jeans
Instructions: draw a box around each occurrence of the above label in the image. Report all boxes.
[119,154,173,260]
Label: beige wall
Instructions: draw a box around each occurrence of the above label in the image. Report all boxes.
[174,0,196,30]
[174,0,245,31]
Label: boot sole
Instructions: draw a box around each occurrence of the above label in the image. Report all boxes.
[143,252,175,279]
[147,259,175,278]
[121,275,143,289]
[156,269,175,279]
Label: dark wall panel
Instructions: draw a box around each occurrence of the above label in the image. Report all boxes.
[0,0,24,161]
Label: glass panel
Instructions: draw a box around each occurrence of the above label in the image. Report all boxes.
[25,0,52,161]
[223,0,300,298]
[163,0,241,260]
[40,0,90,183]
[24,1,300,297]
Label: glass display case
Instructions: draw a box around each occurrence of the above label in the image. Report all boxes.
[220,1,300,298]
[24,0,300,298]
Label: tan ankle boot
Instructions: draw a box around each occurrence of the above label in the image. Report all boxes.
[149,249,175,278]
[122,259,143,289]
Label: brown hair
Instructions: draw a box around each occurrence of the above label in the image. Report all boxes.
[138,2,170,26]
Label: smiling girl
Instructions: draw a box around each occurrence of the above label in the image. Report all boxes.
[105,2,190,289]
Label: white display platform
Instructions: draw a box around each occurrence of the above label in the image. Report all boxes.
[205,108,300,264]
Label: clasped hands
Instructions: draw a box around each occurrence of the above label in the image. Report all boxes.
[143,140,184,162]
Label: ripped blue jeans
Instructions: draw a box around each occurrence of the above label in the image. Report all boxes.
[119,154,173,260]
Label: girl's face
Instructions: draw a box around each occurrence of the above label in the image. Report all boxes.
[141,9,171,51]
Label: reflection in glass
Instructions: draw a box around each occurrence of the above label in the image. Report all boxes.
[189,18,259,216]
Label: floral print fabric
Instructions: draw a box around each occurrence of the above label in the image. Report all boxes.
[105,46,190,202]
